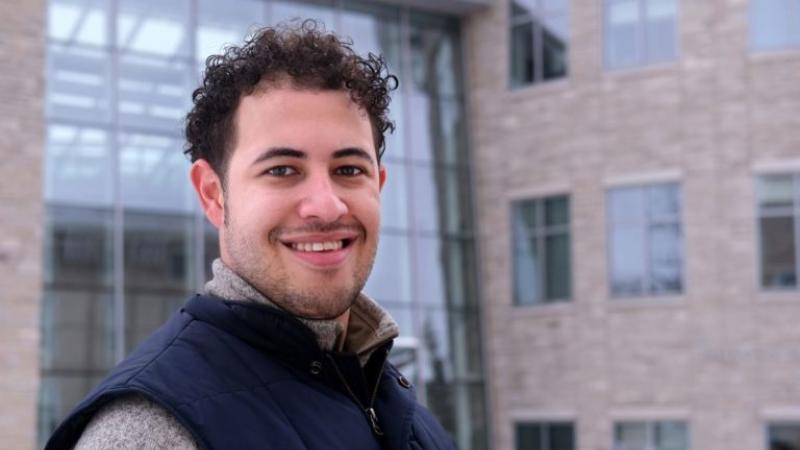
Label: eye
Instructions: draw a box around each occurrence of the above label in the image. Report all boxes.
[265,166,298,177]
[335,166,365,177]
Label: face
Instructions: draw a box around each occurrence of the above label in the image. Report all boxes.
[192,86,386,320]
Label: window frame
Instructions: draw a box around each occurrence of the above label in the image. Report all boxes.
[613,420,691,450]
[606,182,684,299]
[602,0,680,70]
[510,194,573,306]
[755,173,800,291]
[515,420,577,450]
[509,0,570,88]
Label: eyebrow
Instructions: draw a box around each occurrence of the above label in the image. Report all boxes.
[333,147,375,165]
[251,147,306,166]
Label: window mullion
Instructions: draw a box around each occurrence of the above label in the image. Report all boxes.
[533,11,543,82]
[795,174,800,288]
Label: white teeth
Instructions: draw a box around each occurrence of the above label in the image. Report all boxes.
[291,241,344,252]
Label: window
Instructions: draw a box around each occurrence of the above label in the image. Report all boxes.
[757,174,799,289]
[516,422,575,450]
[512,196,571,305]
[510,0,569,87]
[614,421,689,450]
[608,183,683,297]
[750,0,800,51]
[769,422,800,450]
[604,0,678,69]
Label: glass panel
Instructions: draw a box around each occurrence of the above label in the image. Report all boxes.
[411,165,470,234]
[646,0,677,63]
[512,0,537,20]
[545,196,569,226]
[407,96,467,165]
[123,211,195,352]
[196,0,267,62]
[655,421,689,450]
[415,237,470,308]
[549,422,576,450]
[516,423,543,450]
[380,160,409,230]
[615,422,649,450]
[44,205,113,287]
[648,183,681,221]
[769,423,800,450]
[542,13,569,80]
[759,175,794,211]
[49,0,108,46]
[515,236,541,304]
[511,22,535,86]
[610,224,645,296]
[751,0,798,50]
[545,233,571,300]
[409,14,462,98]
[761,215,797,288]
[117,56,192,134]
[650,224,683,294]
[364,233,412,303]
[271,0,336,31]
[119,132,194,213]
[606,0,640,68]
[47,45,111,122]
[341,2,401,71]
[117,0,191,58]
[45,124,112,208]
[514,200,539,231]
[610,187,645,224]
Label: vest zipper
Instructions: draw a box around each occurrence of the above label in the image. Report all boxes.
[326,355,386,437]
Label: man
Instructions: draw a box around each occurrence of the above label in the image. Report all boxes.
[46,21,455,450]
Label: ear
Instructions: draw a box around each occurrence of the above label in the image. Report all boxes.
[190,159,225,228]
[378,164,387,192]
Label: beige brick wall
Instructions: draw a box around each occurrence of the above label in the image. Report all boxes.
[0,0,45,447]
[464,0,800,449]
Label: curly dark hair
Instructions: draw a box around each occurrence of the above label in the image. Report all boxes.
[184,20,398,182]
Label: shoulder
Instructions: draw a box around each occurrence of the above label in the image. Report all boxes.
[73,394,197,450]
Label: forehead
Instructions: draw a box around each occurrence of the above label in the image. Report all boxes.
[233,86,373,147]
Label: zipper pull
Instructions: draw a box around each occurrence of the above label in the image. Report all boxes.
[366,407,384,436]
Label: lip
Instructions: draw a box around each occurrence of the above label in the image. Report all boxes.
[278,232,360,269]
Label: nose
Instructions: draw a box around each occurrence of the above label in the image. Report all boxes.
[297,173,348,223]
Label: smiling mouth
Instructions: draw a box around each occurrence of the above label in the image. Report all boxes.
[286,239,355,253]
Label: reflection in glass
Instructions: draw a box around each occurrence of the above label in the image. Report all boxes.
[341,2,401,70]
[45,124,111,208]
[271,0,336,30]
[649,224,682,294]
[759,175,794,211]
[117,0,191,58]
[646,0,678,63]
[197,0,267,62]
[415,237,473,309]
[545,233,571,299]
[47,45,111,122]
[412,165,471,234]
[761,215,797,288]
[610,224,645,296]
[119,133,193,213]
[364,233,412,304]
[409,14,462,98]
[123,211,195,352]
[117,56,192,133]
[543,14,568,80]
[615,422,649,449]
[606,0,641,68]
[511,22,535,86]
[655,421,689,449]
[750,0,800,51]
[768,423,800,450]
[48,0,108,46]
[514,236,541,305]
[379,160,408,230]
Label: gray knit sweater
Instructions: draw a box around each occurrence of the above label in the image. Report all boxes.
[72,259,399,449]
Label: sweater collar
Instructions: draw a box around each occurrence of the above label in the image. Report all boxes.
[202,258,399,365]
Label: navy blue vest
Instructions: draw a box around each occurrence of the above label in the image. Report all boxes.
[45,295,455,450]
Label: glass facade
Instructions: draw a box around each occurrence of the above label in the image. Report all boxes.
[40,0,486,449]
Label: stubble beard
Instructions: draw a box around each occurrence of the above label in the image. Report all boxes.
[222,215,379,321]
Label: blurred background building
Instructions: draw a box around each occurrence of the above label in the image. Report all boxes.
[0,0,799,449]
